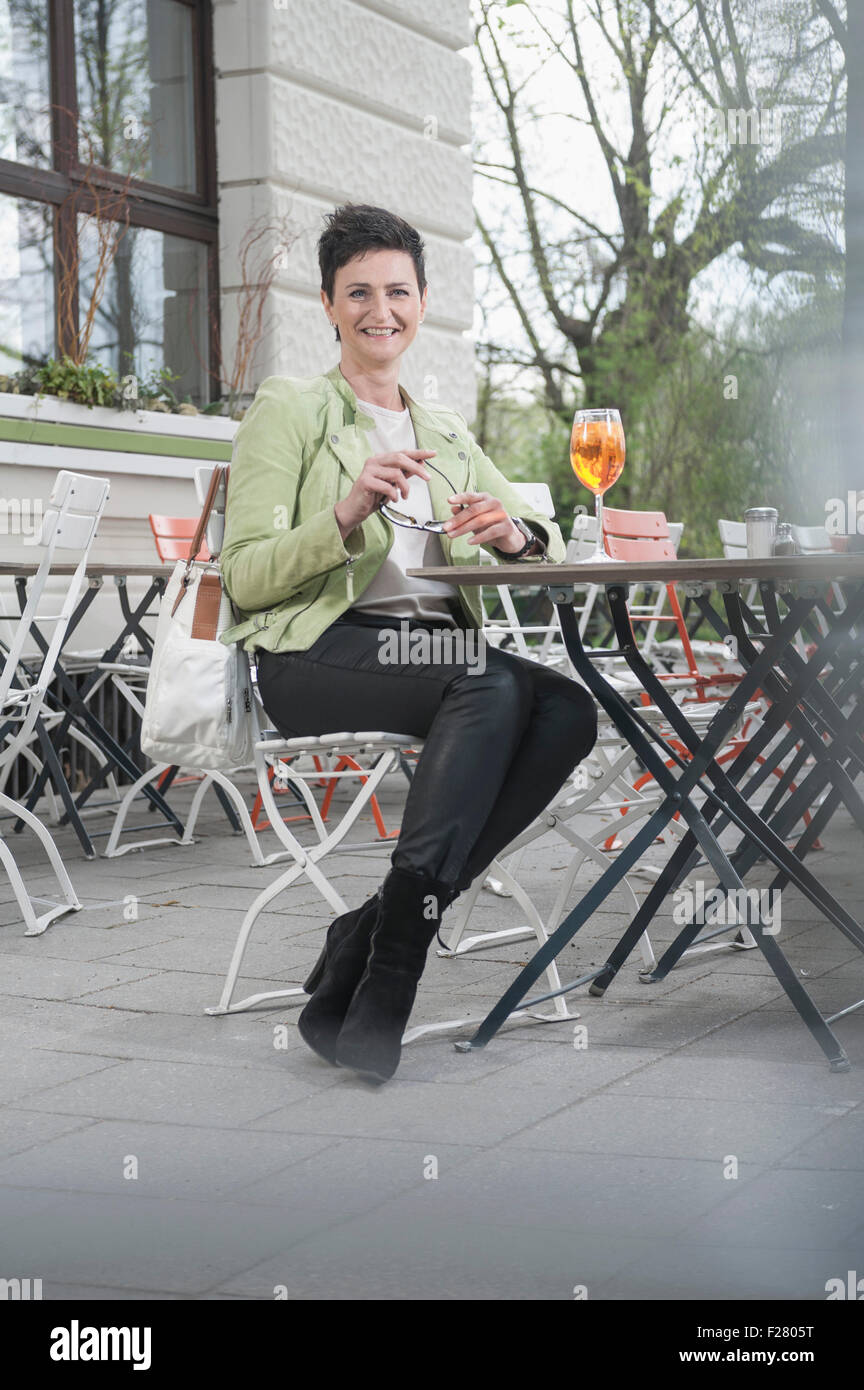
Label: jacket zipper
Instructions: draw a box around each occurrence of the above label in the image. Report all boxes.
[345,553,356,602]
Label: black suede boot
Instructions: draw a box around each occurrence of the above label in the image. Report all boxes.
[302,891,380,995]
[297,891,381,1064]
[334,866,453,1083]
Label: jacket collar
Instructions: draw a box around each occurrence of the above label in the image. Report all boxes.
[322,363,470,525]
[323,363,460,444]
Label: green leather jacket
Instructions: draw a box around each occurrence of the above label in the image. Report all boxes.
[220,363,566,652]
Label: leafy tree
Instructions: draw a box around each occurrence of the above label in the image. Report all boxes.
[473,0,846,522]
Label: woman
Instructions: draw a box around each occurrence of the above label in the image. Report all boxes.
[221,203,597,1082]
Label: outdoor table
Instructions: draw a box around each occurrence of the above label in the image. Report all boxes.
[0,561,197,857]
[408,554,864,1071]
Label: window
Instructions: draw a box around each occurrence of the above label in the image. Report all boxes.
[75,0,199,194]
[80,219,209,400]
[0,192,54,373]
[0,1,51,167]
[0,0,217,404]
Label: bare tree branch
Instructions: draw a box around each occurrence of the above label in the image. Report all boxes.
[474,163,621,251]
[476,211,567,412]
[813,0,848,56]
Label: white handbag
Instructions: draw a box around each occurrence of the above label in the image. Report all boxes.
[140,466,255,771]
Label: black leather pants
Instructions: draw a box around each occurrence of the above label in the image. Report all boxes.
[256,611,598,896]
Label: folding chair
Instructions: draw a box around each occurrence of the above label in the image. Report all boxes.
[603,508,745,700]
[0,470,110,934]
[0,585,124,826]
[565,517,605,641]
[478,482,570,666]
[719,518,762,619]
[441,509,679,971]
[148,515,211,563]
[101,497,251,856]
[791,525,846,626]
[607,508,826,947]
[110,474,408,859]
[200,469,587,1026]
[443,507,771,975]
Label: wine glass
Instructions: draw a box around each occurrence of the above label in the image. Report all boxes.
[570,407,626,563]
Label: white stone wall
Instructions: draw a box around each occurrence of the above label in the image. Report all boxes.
[212,0,476,420]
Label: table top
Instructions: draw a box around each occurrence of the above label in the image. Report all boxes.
[3,553,863,586]
[0,562,174,579]
[408,554,864,587]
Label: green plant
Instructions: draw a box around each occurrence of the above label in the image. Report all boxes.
[137,364,182,408]
[35,356,119,408]
[0,354,233,415]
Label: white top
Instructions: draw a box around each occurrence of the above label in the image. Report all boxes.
[349,395,460,624]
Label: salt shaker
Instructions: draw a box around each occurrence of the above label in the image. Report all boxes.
[773,522,796,557]
[745,507,778,559]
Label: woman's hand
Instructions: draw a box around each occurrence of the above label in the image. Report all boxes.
[442,492,525,551]
[334,450,437,539]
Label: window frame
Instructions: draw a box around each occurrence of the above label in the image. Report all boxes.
[0,0,219,399]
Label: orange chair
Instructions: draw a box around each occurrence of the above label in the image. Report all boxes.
[602,507,740,702]
[148,515,211,563]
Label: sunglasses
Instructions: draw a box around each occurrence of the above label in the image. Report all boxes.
[378,458,468,533]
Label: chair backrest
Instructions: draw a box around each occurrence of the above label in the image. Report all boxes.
[600,504,709,688]
[0,469,109,762]
[602,506,677,562]
[568,510,598,560]
[510,480,555,518]
[194,465,227,555]
[718,518,747,558]
[791,523,831,554]
[34,472,107,551]
[640,521,683,653]
[478,481,561,662]
[148,515,209,563]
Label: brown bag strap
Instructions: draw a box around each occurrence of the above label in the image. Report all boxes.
[187,464,228,566]
[171,465,230,616]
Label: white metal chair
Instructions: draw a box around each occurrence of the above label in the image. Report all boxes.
[718,517,761,613]
[791,523,831,553]
[103,466,418,863]
[478,482,567,666]
[0,583,124,827]
[0,470,110,934]
[196,471,587,1029]
[791,525,845,626]
[719,517,813,651]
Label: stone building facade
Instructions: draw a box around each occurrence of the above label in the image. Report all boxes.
[213,0,476,418]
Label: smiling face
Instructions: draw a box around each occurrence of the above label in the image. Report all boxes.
[321,248,427,370]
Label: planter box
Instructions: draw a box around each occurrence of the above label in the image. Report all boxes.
[0,392,239,653]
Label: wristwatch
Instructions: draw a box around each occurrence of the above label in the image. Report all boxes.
[493,517,547,560]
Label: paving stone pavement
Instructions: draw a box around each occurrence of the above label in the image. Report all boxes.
[1,770,863,1300]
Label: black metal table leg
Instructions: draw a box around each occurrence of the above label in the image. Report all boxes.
[30,716,96,858]
[458,595,784,1048]
[457,578,864,1070]
[607,583,864,951]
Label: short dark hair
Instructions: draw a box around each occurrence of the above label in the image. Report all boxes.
[318,204,426,341]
